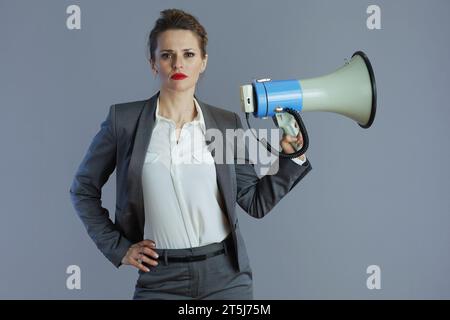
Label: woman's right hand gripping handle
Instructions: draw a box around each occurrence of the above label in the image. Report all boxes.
[121,240,159,272]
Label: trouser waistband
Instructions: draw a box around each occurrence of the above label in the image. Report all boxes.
[153,233,233,265]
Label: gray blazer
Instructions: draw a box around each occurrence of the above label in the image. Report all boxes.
[69,91,312,272]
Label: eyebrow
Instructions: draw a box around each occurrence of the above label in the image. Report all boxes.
[160,48,195,53]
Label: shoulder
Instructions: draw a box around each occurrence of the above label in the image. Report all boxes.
[113,99,148,114]
[108,98,149,133]
[111,99,149,127]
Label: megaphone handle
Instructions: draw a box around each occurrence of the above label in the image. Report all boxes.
[243,110,309,159]
[277,108,309,159]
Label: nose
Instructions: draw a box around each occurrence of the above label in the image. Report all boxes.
[171,55,184,71]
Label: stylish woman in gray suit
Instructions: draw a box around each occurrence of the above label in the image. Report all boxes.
[70,8,312,300]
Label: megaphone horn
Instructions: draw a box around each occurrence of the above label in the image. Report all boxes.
[300,51,377,129]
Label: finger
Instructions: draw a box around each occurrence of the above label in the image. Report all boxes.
[140,254,159,267]
[142,247,160,260]
[131,246,143,258]
[283,134,298,143]
[132,255,151,272]
[134,248,159,266]
[130,243,142,249]
[140,240,157,248]
[280,139,295,154]
[133,260,151,273]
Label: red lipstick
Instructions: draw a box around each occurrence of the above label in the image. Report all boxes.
[171,73,188,80]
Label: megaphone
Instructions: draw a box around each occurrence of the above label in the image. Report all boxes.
[240,51,377,158]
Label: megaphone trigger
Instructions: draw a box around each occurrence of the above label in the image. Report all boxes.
[276,108,310,158]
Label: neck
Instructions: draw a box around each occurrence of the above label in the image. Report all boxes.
[158,88,197,127]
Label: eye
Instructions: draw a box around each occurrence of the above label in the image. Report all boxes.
[185,52,195,58]
[161,53,171,59]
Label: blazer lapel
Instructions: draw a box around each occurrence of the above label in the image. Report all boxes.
[126,92,159,236]
[197,99,236,227]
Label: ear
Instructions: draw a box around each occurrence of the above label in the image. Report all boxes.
[200,54,208,73]
[149,59,158,75]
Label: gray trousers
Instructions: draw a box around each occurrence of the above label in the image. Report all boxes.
[132,233,253,300]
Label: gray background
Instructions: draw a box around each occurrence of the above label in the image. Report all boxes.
[1,0,449,299]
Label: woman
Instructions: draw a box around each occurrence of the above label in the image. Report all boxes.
[70,8,312,300]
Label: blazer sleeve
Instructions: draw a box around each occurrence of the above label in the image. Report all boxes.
[234,113,312,219]
[69,105,133,268]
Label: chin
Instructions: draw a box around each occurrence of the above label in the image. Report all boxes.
[165,82,196,93]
